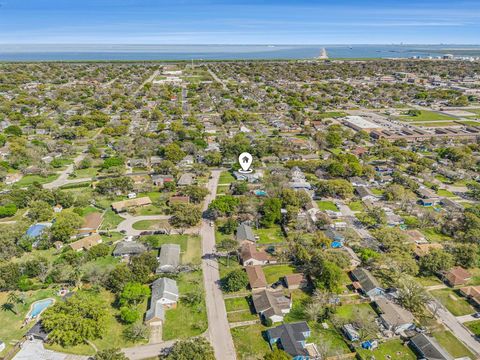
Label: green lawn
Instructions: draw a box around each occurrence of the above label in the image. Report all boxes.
[219,171,235,185]
[225,296,251,312]
[218,256,243,279]
[255,226,285,245]
[465,320,480,335]
[357,339,416,360]
[231,324,272,360]
[262,264,296,284]
[308,322,351,356]
[132,219,169,230]
[414,276,443,287]
[334,303,377,323]
[421,228,453,242]
[348,201,364,212]
[370,188,384,196]
[437,189,455,198]
[433,330,476,359]
[69,167,98,179]
[163,270,208,340]
[227,310,258,323]
[316,200,339,212]
[100,209,124,230]
[399,110,456,122]
[14,174,59,187]
[431,289,475,316]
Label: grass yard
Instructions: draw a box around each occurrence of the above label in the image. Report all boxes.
[219,171,235,185]
[255,226,285,245]
[465,320,480,335]
[430,288,475,316]
[100,209,124,230]
[334,303,377,323]
[227,310,258,323]
[69,167,98,179]
[399,110,456,122]
[437,189,455,198]
[414,276,443,287]
[357,339,416,360]
[316,200,339,212]
[466,267,480,286]
[14,174,59,187]
[308,322,351,356]
[370,188,384,196]
[163,270,208,340]
[433,330,476,359]
[421,227,453,242]
[132,219,168,230]
[262,264,296,284]
[348,201,364,212]
[231,324,272,360]
[218,256,243,279]
[225,296,251,312]
[216,184,230,195]
[81,254,120,274]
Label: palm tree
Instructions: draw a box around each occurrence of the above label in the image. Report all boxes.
[1,302,17,315]
[7,292,21,314]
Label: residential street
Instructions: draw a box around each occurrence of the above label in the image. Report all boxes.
[428,299,480,356]
[201,170,237,360]
[115,214,172,235]
[122,340,176,360]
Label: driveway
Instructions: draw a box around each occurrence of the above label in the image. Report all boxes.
[201,170,237,360]
[13,340,88,360]
[122,340,176,360]
[115,214,171,236]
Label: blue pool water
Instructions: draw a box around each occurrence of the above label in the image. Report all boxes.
[28,299,54,318]
[254,190,267,196]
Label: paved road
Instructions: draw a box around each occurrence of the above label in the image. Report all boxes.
[428,299,480,356]
[13,340,88,360]
[122,340,176,360]
[207,67,227,90]
[201,170,237,360]
[115,214,171,236]
[43,153,89,190]
[457,314,478,324]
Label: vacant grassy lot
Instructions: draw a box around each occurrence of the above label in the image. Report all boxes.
[231,324,272,360]
[431,288,475,316]
[309,322,351,356]
[132,219,168,230]
[357,339,416,360]
[100,209,124,230]
[433,330,476,359]
[163,270,208,340]
[262,264,296,284]
[437,189,455,198]
[334,303,377,323]
[421,227,453,242]
[219,171,235,185]
[348,201,364,212]
[316,200,338,211]
[225,296,251,312]
[399,110,456,122]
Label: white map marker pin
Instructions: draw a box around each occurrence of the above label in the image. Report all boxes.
[238,152,253,173]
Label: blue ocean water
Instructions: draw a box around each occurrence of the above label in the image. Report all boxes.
[0,44,479,61]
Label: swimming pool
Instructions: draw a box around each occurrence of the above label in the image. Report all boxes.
[254,190,267,196]
[27,298,54,318]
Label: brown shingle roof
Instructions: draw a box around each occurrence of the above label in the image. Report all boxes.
[246,266,267,289]
[240,243,271,263]
[69,233,102,251]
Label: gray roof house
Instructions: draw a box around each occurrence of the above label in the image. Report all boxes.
[409,334,454,360]
[375,297,415,333]
[177,173,195,186]
[236,223,256,243]
[156,244,181,273]
[112,241,147,257]
[145,278,179,326]
[266,322,315,359]
[351,268,384,299]
[252,289,292,323]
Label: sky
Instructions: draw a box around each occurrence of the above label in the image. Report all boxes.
[0,0,479,44]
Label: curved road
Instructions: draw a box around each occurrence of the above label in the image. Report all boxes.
[115,214,171,236]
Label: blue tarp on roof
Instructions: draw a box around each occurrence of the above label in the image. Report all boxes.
[331,241,343,248]
[26,224,48,238]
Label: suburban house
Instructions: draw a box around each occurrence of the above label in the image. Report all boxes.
[246,265,268,289]
[284,273,308,290]
[240,242,275,266]
[460,286,480,306]
[169,195,190,205]
[417,187,440,207]
[145,278,179,326]
[355,186,378,202]
[409,334,454,360]
[113,241,147,257]
[177,173,195,186]
[440,198,464,213]
[236,223,256,243]
[413,243,443,258]
[374,297,415,334]
[69,233,102,252]
[266,322,318,360]
[252,289,292,323]
[111,197,152,213]
[151,174,175,187]
[405,229,428,244]
[156,244,181,273]
[350,176,370,187]
[351,268,384,299]
[78,212,103,236]
[443,267,472,287]
[233,170,263,183]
